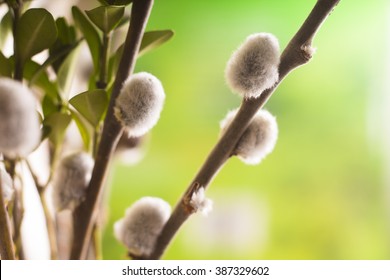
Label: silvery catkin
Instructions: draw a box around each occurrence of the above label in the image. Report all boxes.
[225,33,280,99]
[114,72,165,137]
[114,197,171,257]
[220,108,278,164]
[52,152,94,211]
[0,78,41,158]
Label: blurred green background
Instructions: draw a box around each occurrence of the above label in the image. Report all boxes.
[100,0,390,259]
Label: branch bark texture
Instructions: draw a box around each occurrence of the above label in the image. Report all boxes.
[148,0,341,260]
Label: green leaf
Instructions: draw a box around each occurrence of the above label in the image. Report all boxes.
[0,52,12,77]
[42,94,59,118]
[0,11,12,49]
[69,89,109,126]
[23,59,59,101]
[70,109,92,151]
[139,30,174,57]
[86,5,125,34]
[49,17,78,72]
[16,8,57,65]
[57,45,80,99]
[72,6,101,70]
[42,111,72,145]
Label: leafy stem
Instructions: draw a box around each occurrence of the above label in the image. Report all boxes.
[147,0,341,260]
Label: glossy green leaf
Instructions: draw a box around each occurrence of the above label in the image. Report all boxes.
[72,6,101,70]
[42,111,72,145]
[86,5,125,33]
[139,30,174,57]
[69,89,109,126]
[0,51,12,77]
[16,8,57,65]
[23,60,59,101]
[70,109,92,151]
[57,46,80,99]
[0,11,12,49]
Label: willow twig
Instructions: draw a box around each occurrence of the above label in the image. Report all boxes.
[148,0,341,260]
[70,0,154,259]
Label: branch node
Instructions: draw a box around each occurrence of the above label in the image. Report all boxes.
[300,43,316,61]
[182,182,201,214]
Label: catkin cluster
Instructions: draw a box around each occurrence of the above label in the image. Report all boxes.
[222,32,280,164]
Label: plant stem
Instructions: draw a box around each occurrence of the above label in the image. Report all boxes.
[25,160,58,259]
[0,177,15,259]
[12,175,24,259]
[96,33,110,89]
[147,0,341,260]
[11,0,23,81]
[70,0,154,260]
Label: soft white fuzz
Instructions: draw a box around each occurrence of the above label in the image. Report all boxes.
[190,187,213,216]
[0,166,14,204]
[114,197,171,257]
[114,72,165,137]
[220,108,278,165]
[52,152,94,211]
[0,78,41,158]
[225,33,280,99]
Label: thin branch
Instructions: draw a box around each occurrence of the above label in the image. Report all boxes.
[25,160,58,259]
[70,0,154,260]
[0,176,15,260]
[148,0,341,260]
[11,0,23,81]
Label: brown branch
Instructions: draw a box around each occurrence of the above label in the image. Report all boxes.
[70,0,154,260]
[148,0,341,260]
[0,176,15,259]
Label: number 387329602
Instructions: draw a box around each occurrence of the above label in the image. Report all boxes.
[215,266,269,276]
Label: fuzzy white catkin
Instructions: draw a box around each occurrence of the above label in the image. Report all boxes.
[190,187,213,216]
[225,33,280,99]
[114,72,165,137]
[0,166,14,204]
[220,108,278,165]
[114,197,171,257]
[0,78,41,158]
[52,152,94,211]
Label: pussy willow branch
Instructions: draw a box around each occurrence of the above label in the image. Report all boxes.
[70,0,154,260]
[147,0,341,260]
[0,178,15,259]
